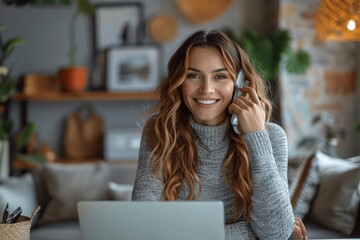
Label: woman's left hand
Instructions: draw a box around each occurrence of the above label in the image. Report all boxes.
[228,86,266,134]
[293,218,307,240]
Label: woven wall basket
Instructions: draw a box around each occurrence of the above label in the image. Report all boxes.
[315,0,360,41]
[149,14,178,43]
[175,0,233,24]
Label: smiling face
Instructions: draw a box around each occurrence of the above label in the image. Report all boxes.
[181,46,235,126]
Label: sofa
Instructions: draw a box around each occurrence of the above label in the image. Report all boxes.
[0,150,359,240]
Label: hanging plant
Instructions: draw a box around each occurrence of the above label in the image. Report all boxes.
[225,28,311,81]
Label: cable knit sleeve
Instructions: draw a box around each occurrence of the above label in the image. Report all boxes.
[243,123,295,240]
[131,130,163,201]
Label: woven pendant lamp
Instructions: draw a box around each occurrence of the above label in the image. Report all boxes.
[315,0,360,41]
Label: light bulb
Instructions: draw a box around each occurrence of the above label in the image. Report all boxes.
[347,19,356,31]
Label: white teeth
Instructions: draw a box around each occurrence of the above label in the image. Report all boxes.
[197,99,217,105]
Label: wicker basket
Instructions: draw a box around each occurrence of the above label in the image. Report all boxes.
[0,206,40,240]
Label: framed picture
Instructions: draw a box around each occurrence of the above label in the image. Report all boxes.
[91,3,144,90]
[106,46,160,92]
[94,2,144,50]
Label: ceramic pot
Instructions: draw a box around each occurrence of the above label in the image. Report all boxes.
[58,66,88,91]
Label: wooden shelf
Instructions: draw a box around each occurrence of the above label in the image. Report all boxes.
[12,91,159,101]
[14,158,137,171]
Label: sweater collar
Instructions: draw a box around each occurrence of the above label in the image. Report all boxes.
[189,116,230,151]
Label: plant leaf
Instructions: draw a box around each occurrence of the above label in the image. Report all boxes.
[0,80,17,102]
[252,40,273,79]
[0,120,13,141]
[16,154,47,164]
[285,49,311,74]
[0,122,8,140]
[271,29,291,76]
[16,122,36,151]
[77,0,95,15]
[4,37,27,56]
[240,30,274,79]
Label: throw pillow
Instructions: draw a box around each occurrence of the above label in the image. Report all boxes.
[288,153,320,219]
[310,151,360,235]
[108,182,133,201]
[40,162,111,223]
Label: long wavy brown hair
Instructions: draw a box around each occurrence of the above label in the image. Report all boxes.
[143,30,272,222]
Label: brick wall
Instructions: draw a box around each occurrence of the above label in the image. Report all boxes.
[279,0,359,158]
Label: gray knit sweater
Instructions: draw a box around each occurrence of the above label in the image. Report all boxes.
[132,118,295,240]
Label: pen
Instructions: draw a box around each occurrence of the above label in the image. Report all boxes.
[2,203,9,224]
[9,207,22,224]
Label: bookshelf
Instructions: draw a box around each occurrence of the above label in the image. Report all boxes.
[10,90,158,171]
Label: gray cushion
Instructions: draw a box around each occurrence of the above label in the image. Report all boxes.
[303,217,349,239]
[310,151,360,235]
[108,182,133,201]
[40,162,111,223]
[39,162,138,223]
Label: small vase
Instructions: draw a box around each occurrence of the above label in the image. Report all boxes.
[58,66,88,91]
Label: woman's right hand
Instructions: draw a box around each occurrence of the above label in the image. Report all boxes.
[228,86,266,134]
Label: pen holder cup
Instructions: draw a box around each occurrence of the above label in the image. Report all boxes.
[0,206,40,240]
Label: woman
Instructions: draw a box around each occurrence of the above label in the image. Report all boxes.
[132,30,306,240]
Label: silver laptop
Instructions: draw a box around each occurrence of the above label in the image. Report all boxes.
[77,201,225,240]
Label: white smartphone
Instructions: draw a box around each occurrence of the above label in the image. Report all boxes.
[231,70,250,134]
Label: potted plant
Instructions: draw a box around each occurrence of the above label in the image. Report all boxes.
[0,24,27,178]
[0,24,46,178]
[58,0,95,91]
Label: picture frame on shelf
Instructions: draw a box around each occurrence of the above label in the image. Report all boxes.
[91,2,144,90]
[106,46,160,92]
[94,2,144,50]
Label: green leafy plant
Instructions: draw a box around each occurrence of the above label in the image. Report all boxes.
[0,24,26,102]
[225,28,311,81]
[356,123,360,133]
[15,122,47,164]
[0,119,13,141]
[0,24,27,174]
[0,24,45,171]
[0,121,46,164]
